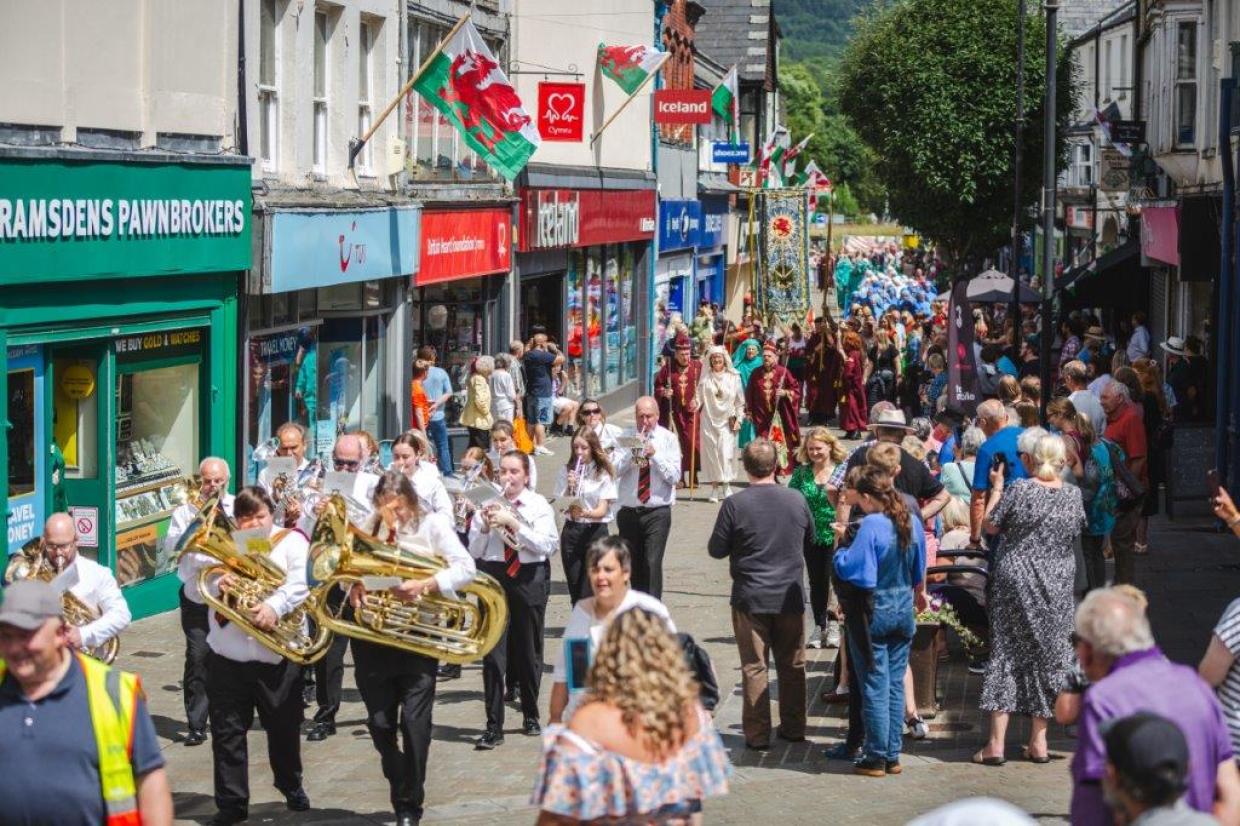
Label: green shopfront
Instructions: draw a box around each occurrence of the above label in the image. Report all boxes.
[0,150,251,619]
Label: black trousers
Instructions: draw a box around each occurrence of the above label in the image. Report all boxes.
[479,559,549,729]
[804,540,835,629]
[615,505,672,599]
[352,639,439,817]
[207,652,304,815]
[313,587,350,724]
[179,587,210,732]
[560,521,609,604]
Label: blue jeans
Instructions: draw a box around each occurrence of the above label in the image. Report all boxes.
[427,418,453,476]
[848,631,912,762]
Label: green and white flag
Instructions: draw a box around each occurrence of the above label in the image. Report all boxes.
[597,43,669,96]
[412,17,540,181]
[711,65,739,142]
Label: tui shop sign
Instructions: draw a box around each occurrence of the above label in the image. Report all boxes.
[0,158,252,285]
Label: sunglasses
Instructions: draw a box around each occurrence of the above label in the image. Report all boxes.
[581,408,602,415]
[333,457,361,471]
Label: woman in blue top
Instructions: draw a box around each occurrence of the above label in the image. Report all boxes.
[833,466,927,777]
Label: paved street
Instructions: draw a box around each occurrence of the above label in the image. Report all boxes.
[115,417,1240,825]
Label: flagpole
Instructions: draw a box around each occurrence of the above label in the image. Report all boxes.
[590,53,668,146]
[347,12,472,174]
[823,188,835,318]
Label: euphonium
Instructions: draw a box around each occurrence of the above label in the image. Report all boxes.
[3,540,120,664]
[182,494,333,665]
[308,494,507,665]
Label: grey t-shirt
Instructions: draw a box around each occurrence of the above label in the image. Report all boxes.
[708,484,812,613]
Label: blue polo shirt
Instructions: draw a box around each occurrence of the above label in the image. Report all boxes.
[422,366,453,423]
[972,426,1027,490]
[0,654,164,825]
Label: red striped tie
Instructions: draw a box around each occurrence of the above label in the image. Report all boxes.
[638,462,651,504]
[503,500,521,577]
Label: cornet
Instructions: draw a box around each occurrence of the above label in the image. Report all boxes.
[482,486,535,548]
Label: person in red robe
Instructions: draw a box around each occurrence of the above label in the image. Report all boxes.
[838,329,869,438]
[654,333,703,486]
[744,341,802,475]
[804,316,844,426]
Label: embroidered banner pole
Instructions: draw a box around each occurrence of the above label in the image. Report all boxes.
[756,188,811,327]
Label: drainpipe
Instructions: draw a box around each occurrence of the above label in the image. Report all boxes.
[235,0,250,478]
[646,2,667,392]
[1039,0,1059,423]
[1218,78,1234,487]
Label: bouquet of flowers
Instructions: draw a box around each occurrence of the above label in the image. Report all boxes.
[916,594,983,650]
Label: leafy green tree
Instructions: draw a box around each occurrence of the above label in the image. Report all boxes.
[837,0,1077,265]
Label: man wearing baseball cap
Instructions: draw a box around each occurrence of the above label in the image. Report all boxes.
[0,580,171,824]
[1102,712,1218,825]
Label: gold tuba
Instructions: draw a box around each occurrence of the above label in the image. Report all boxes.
[308,494,507,665]
[3,539,120,665]
[181,495,333,665]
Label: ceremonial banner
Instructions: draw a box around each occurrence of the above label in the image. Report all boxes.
[947,279,979,416]
[756,190,811,325]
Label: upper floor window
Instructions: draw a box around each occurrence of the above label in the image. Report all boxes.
[1175,21,1197,146]
[258,0,279,172]
[313,9,329,174]
[1071,142,1094,187]
[357,19,375,174]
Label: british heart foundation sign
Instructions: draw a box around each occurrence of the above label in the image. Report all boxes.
[537,82,585,142]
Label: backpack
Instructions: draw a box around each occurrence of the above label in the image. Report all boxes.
[677,633,720,711]
[1103,438,1146,508]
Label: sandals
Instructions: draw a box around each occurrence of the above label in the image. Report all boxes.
[971,749,1006,766]
[1021,746,1052,764]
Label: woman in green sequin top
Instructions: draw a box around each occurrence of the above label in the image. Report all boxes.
[788,426,847,648]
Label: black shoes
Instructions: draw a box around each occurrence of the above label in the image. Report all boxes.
[522,717,542,737]
[306,721,336,741]
[436,664,462,681]
[207,811,247,826]
[395,810,420,826]
[184,728,207,747]
[284,787,311,812]
[301,684,316,707]
[504,683,518,702]
[475,728,505,750]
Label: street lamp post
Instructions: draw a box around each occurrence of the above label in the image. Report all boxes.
[1010,0,1026,349]
[1039,0,1059,421]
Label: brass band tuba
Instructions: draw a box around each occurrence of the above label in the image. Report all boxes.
[3,540,120,664]
[181,495,333,665]
[308,494,507,665]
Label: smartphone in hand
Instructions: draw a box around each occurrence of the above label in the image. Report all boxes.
[1208,469,1221,499]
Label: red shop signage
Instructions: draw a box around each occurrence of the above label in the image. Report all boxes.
[520,188,655,250]
[417,208,512,285]
[653,90,712,124]
[536,82,585,142]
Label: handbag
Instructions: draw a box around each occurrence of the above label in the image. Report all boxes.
[512,416,535,453]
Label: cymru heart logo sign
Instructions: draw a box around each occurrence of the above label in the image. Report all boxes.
[537,82,585,142]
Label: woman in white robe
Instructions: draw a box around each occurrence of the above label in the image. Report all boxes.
[693,345,746,502]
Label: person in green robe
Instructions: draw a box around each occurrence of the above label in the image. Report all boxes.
[834,254,855,312]
[732,339,764,448]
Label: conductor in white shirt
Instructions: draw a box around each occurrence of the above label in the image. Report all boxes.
[167,457,235,747]
[38,512,131,659]
[193,486,312,824]
[614,396,682,599]
[468,450,559,750]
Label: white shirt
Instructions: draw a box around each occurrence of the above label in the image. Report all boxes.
[1127,325,1151,362]
[552,589,675,720]
[366,511,476,598]
[259,457,315,495]
[1070,389,1107,438]
[553,463,618,524]
[66,555,132,650]
[171,494,236,604]
[613,426,682,509]
[206,527,310,665]
[490,369,517,423]
[592,422,625,466]
[488,449,537,490]
[296,470,379,536]
[467,488,559,565]
[410,462,453,519]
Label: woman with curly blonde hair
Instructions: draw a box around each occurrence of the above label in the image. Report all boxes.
[789,427,847,650]
[533,608,731,824]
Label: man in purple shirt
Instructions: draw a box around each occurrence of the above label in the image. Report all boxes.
[1071,588,1240,825]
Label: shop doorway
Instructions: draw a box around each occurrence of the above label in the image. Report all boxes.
[50,344,108,563]
[520,274,564,343]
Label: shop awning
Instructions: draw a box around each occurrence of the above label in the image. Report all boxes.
[518,163,655,191]
[699,172,740,195]
[1057,240,1139,292]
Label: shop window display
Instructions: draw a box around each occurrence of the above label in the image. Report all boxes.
[7,368,35,499]
[246,327,317,480]
[317,315,385,448]
[412,281,489,426]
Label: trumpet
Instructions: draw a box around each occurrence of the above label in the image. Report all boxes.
[168,475,206,511]
[481,487,535,548]
[251,436,280,464]
[182,494,333,665]
[3,540,120,664]
[308,494,507,664]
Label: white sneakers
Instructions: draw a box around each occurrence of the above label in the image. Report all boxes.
[533,445,553,456]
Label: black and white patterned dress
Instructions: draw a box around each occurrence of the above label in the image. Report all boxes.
[980,479,1085,717]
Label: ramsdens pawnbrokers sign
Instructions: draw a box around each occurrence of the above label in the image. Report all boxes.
[0,158,252,284]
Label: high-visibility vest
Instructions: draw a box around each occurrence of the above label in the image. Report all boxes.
[0,653,142,826]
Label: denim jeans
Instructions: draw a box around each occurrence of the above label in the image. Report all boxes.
[848,629,912,762]
[427,418,453,475]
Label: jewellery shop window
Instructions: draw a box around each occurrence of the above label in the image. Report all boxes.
[113,330,204,587]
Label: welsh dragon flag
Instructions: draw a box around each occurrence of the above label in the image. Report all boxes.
[412,18,540,181]
[711,65,739,142]
[598,43,669,95]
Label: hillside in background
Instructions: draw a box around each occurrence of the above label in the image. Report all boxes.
[778,0,870,63]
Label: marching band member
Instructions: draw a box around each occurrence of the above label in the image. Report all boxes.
[198,487,311,825]
[553,429,617,604]
[306,433,379,742]
[348,471,477,826]
[468,451,559,749]
[259,423,319,528]
[37,512,131,659]
[614,396,682,599]
[574,397,624,463]
[168,457,235,747]
[488,420,537,490]
[391,431,452,519]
